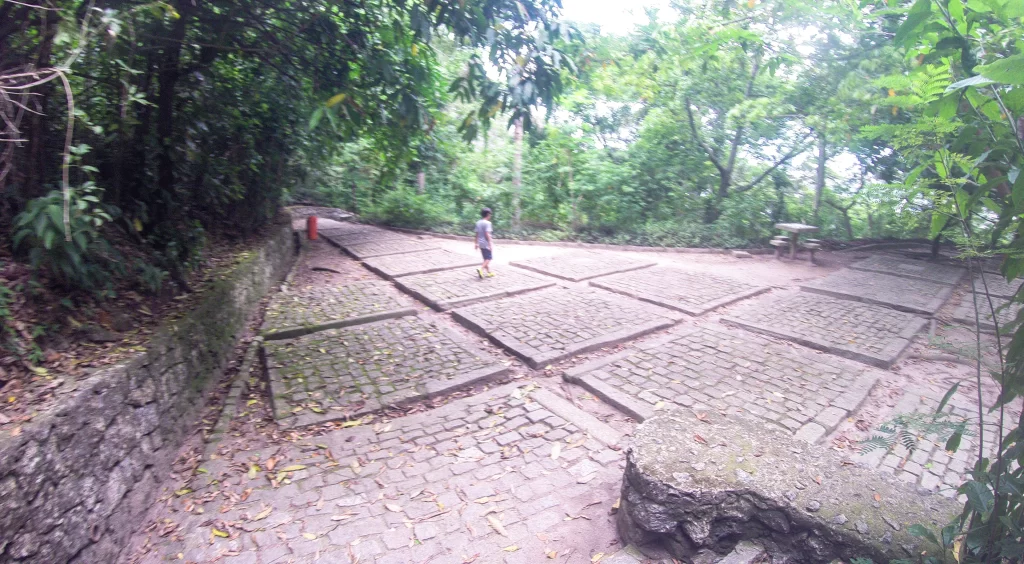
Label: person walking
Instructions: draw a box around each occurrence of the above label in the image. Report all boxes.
[475,207,495,278]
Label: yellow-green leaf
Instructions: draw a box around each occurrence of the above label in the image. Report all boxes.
[212,528,229,538]
[279,465,307,472]
[325,93,347,107]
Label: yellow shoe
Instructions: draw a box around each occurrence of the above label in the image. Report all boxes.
[487,271,496,278]
[477,268,484,279]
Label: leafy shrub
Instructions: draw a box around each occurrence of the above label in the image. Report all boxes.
[364,189,450,230]
[12,183,115,291]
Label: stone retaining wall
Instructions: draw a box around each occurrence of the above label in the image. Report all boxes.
[0,216,296,564]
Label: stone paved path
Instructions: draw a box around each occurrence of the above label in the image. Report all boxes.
[393,267,556,311]
[849,255,966,285]
[262,281,418,340]
[452,287,683,368]
[131,383,625,564]
[264,317,508,427]
[953,296,1021,332]
[125,221,1017,563]
[801,268,953,315]
[510,252,655,282]
[589,266,768,316]
[970,273,1022,299]
[362,249,480,280]
[564,323,878,444]
[722,292,927,368]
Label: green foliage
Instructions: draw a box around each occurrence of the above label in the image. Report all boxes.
[12,183,114,291]
[364,188,449,231]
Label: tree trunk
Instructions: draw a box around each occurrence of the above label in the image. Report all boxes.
[155,2,189,224]
[842,210,853,239]
[512,116,524,230]
[416,170,425,194]
[24,9,58,199]
[866,212,874,237]
[812,130,826,224]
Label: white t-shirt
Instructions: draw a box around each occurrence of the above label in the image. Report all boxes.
[475,219,492,249]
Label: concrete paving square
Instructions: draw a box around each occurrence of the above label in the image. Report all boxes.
[317,222,376,235]
[393,267,557,311]
[510,251,655,282]
[849,255,965,285]
[953,296,1021,331]
[361,249,480,280]
[261,280,418,340]
[263,317,509,427]
[451,286,683,368]
[323,229,407,247]
[131,382,625,564]
[341,238,439,260]
[970,274,1023,299]
[800,268,954,315]
[564,323,879,443]
[722,292,928,368]
[589,266,769,316]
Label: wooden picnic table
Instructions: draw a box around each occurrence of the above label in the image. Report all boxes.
[774,223,820,259]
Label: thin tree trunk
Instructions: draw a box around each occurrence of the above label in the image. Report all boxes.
[512,116,524,230]
[24,9,58,199]
[843,210,853,239]
[155,2,189,223]
[416,170,425,194]
[812,130,826,224]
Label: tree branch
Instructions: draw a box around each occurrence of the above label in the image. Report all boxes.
[733,132,814,193]
[685,99,725,174]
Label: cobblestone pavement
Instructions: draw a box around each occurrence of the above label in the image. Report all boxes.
[323,229,407,247]
[800,268,954,315]
[129,382,626,564]
[953,296,1021,331]
[510,252,655,282]
[261,281,418,340]
[392,267,557,311]
[341,238,439,260]
[264,317,509,427]
[970,273,1023,299]
[317,223,377,236]
[452,287,683,369]
[853,384,1002,495]
[362,249,480,280]
[722,292,928,368]
[589,266,769,316]
[849,255,966,285]
[564,324,878,444]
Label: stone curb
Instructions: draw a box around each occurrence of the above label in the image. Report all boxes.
[260,307,419,341]
[530,388,624,447]
[205,337,263,451]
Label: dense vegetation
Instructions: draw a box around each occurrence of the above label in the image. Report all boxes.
[4,0,1024,558]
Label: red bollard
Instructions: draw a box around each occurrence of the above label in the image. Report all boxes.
[307,216,318,240]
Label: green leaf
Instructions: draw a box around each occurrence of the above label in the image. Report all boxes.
[960,480,994,517]
[895,0,933,46]
[945,75,997,93]
[945,428,963,452]
[308,107,324,131]
[936,382,959,413]
[908,524,940,546]
[975,55,1024,85]
[930,210,951,239]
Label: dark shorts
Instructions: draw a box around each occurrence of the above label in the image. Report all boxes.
[481,248,492,260]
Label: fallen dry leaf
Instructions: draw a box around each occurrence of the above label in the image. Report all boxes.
[694,434,708,445]
[551,442,562,461]
[591,552,605,562]
[302,532,317,540]
[502,545,518,552]
[385,503,403,513]
[487,515,509,536]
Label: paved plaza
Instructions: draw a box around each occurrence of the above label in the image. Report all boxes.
[510,251,655,282]
[564,324,878,443]
[953,296,1021,331]
[801,268,954,315]
[361,249,480,280]
[589,266,768,316]
[393,267,556,311]
[323,229,407,247]
[264,317,508,427]
[722,292,928,368]
[341,238,439,260]
[452,287,683,368]
[261,281,418,340]
[849,254,966,285]
[970,273,1023,299]
[131,383,625,564]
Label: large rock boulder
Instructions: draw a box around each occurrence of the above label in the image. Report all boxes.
[618,410,958,563]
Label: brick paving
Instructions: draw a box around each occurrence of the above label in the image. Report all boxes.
[853,385,1001,496]
[564,324,878,444]
[130,383,625,564]
[589,266,768,316]
[393,267,557,311]
[362,249,480,280]
[970,273,1023,299]
[953,296,1021,331]
[318,223,377,236]
[263,317,508,427]
[800,268,954,315]
[452,287,683,369]
[261,281,418,340]
[510,252,655,282]
[849,255,966,285]
[323,229,407,247]
[722,292,928,368]
[341,238,439,260]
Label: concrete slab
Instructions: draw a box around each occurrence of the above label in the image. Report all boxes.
[261,280,418,340]
[722,292,928,368]
[800,269,953,315]
[511,251,656,282]
[393,267,556,311]
[849,255,965,285]
[590,266,769,316]
[341,238,439,260]
[451,286,683,369]
[953,296,1021,331]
